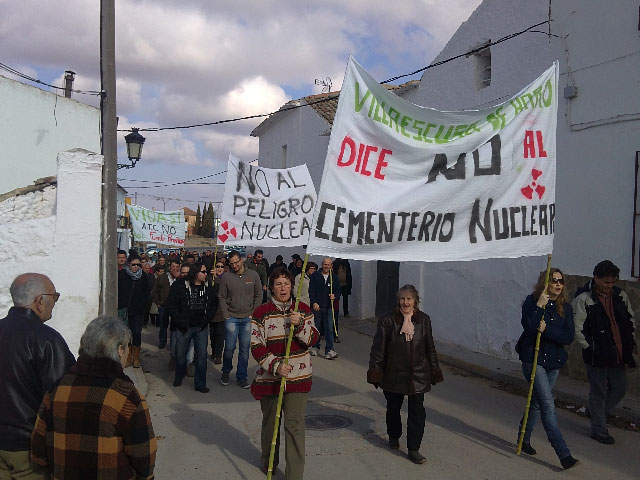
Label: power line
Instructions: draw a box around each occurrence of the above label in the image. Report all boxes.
[121,182,226,188]
[117,169,227,189]
[3,20,551,132]
[115,20,550,133]
[0,62,103,96]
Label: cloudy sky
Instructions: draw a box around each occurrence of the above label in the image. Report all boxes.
[1,0,481,210]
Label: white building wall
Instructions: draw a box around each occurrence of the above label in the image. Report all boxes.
[256,104,331,188]
[0,75,101,195]
[252,0,639,358]
[0,149,104,356]
[253,103,383,318]
[401,0,640,357]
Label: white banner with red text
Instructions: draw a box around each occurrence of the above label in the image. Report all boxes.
[127,204,186,246]
[217,155,317,247]
[307,56,558,262]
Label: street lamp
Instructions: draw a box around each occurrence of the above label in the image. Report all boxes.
[118,128,146,170]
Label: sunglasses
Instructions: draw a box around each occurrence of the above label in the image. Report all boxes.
[550,278,564,285]
[215,264,225,268]
[130,263,141,267]
[200,269,207,273]
[41,292,61,302]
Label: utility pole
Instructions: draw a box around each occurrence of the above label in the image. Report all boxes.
[99,0,118,316]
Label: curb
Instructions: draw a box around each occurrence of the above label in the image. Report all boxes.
[345,319,640,424]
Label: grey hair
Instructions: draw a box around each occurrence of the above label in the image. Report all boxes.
[396,284,420,305]
[79,316,131,363]
[10,273,51,307]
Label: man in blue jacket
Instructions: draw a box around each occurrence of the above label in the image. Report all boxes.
[309,257,340,359]
[573,260,637,445]
[0,273,75,479]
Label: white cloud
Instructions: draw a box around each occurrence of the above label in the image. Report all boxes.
[1,0,482,206]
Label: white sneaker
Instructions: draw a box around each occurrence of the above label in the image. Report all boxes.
[324,350,338,360]
[309,347,319,356]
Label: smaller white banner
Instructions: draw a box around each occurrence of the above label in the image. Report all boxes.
[217,155,317,247]
[127,204,186,246]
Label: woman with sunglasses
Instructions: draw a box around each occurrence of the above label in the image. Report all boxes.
[168,263,218,392]
[515,268,579,470]
[117,253,150,368]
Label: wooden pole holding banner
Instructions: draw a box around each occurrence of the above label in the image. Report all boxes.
[329,269,338,337]
[516,254,552,455]
[211,250,218,286]
[266,253,310,480]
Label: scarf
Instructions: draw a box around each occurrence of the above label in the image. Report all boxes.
[400,311,415,341]
[272,297,293,313]
[124,264,143,281]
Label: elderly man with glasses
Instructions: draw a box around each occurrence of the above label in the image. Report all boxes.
[0,273,75,479]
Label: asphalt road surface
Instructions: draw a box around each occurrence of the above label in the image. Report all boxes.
[139,326,640,479]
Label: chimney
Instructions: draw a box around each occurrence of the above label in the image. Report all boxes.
[64,70,75,98]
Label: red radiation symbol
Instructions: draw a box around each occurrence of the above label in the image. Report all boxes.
[218,221,237,243]
[521,168,545,200]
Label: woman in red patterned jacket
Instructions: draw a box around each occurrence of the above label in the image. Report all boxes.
[31,316,157,479]
[250,267,319,479]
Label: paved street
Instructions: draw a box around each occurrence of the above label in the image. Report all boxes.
[139,326,640,479]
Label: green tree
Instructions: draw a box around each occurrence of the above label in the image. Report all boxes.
[206,202,215,237]
[195,204,202,236]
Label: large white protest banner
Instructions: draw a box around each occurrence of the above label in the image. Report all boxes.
[127,204,186,246]
[307,56,558,262]
[217,155,317,247]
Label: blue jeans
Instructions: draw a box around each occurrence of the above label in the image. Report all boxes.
[175,326,208,388]
[519,363,570,460]
[223,317,251,382]
[313,308,334,354]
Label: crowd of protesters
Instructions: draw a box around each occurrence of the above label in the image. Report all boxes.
[0,254,635,477]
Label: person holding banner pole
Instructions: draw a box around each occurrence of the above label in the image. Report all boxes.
[309,257,340,359]
[329,269,340,343]
[250,267,318,478]
[514,267,579,470]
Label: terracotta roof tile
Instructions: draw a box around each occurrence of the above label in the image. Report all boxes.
[251,79,419,136]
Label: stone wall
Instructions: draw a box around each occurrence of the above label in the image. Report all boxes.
[0,149,103,356]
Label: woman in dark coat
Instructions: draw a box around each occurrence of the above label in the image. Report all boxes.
[515,268,578,470]
[367,284,443,464]
[117,253,150,368]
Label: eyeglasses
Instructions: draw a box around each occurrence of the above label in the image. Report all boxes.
[229,259,242,266]
[550,278,564,285]
[41,292,61,302]
[130,263,141,267]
